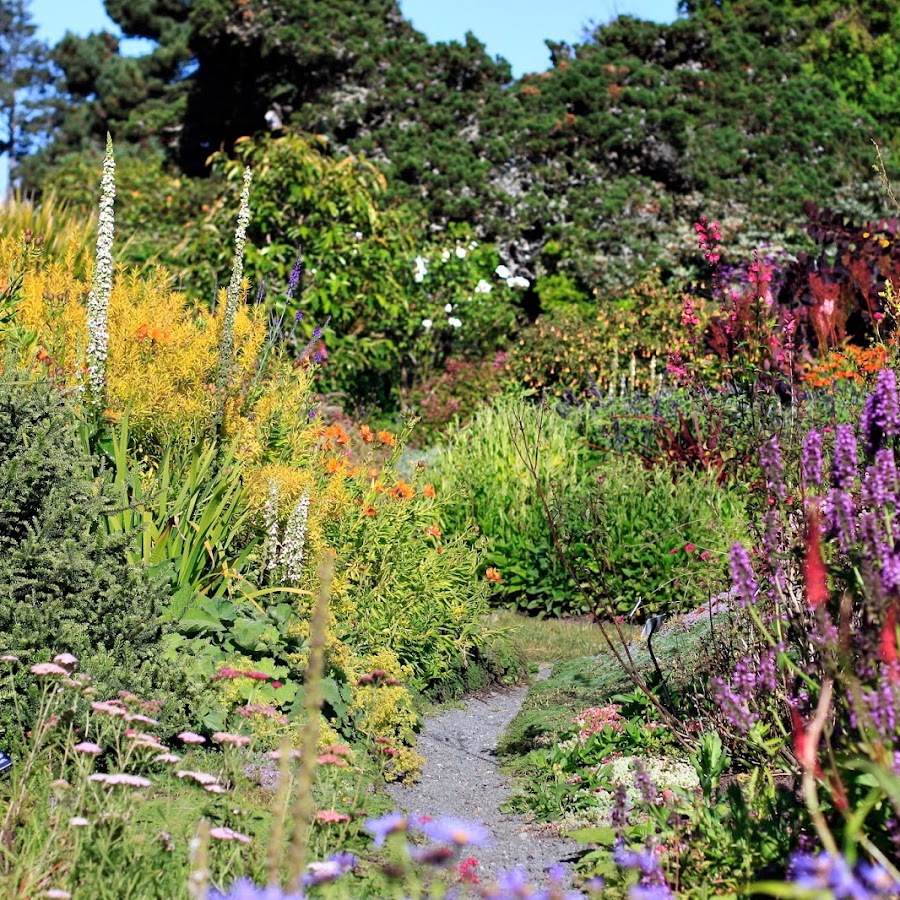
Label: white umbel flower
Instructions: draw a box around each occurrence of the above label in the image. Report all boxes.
[280,489,310,584]
[85,134,116,404]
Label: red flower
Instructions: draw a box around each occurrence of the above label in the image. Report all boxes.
[803,509,829,608]
[459,857,480,884]
[790,707,824,778]
[881,602,899,682]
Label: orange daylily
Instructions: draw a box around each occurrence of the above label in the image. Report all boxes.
[377,429,397,447]
[360,424,374,444]
[425,523,441,539]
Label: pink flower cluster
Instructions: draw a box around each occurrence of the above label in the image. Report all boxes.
[573,705,624,739]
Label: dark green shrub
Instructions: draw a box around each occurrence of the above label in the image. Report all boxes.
[0,372,204,735]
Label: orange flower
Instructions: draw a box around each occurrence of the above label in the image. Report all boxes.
[360,424,374,444]
[485,567,502,584]
[425,523,441,539]
[422,483,436,499]
[389,480,415,500]
[363,506,378,517]
[135,323,149,342]
[367,467,380,479]
[373,480,384,493]
[324,457,344,475]
[377,429,397,447]
[36,347,49,362]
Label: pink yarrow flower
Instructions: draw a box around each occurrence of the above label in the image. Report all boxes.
[176,770,219,786]
[90,700,126,717]
[212,732,251,747]
[73,741,103,755]
[30,663,68,676]
[53,652,78,668]
[209,826,251,844]
[316,810,351,824]
[177,731,206,744]
[89,773,152,788]
[155,752,180,763]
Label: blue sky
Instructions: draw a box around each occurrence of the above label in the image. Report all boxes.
[30,0,678,77]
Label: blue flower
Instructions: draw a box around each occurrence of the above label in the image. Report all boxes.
[363,811,408,847]
[208,879,305,900]
[417,816,491,847]
[301,851,356,887]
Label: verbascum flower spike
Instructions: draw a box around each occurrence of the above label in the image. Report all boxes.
[263,480,281,575]
[85,133,116,405]
[214,166,253,431]
[280,489,310,584]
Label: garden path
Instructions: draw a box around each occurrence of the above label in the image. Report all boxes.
[387,666,580,883]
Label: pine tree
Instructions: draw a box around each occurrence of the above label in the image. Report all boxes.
[0,0,52,196]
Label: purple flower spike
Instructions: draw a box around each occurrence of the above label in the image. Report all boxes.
[862,368,900,454]
[801,429,823,489]
[418,816,491,847]
[832,425,858,490]
[760,435,785,499]
[286,248,303,299]
[729,543,758,606]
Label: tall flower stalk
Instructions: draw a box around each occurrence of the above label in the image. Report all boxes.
[85,134,116,407]
[214,166,253,433]
[279,489,310,584]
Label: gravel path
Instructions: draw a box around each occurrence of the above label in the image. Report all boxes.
[387,667,580,882]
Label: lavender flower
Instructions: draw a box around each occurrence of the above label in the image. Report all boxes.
[801,429,824,489]
[85,134,116,405]
[729,543,758,606]
[286,247,303,299]
[832,425,858,490]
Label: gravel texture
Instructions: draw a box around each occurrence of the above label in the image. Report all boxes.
[387,667,580,882]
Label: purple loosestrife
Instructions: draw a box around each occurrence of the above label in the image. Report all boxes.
[832,425,859,490]
[802,429,824,490]
[862,449,899,510]
[729,543,758,606]
[826,488,857,553]
[861,368,900,455]
[760,435,785,499]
